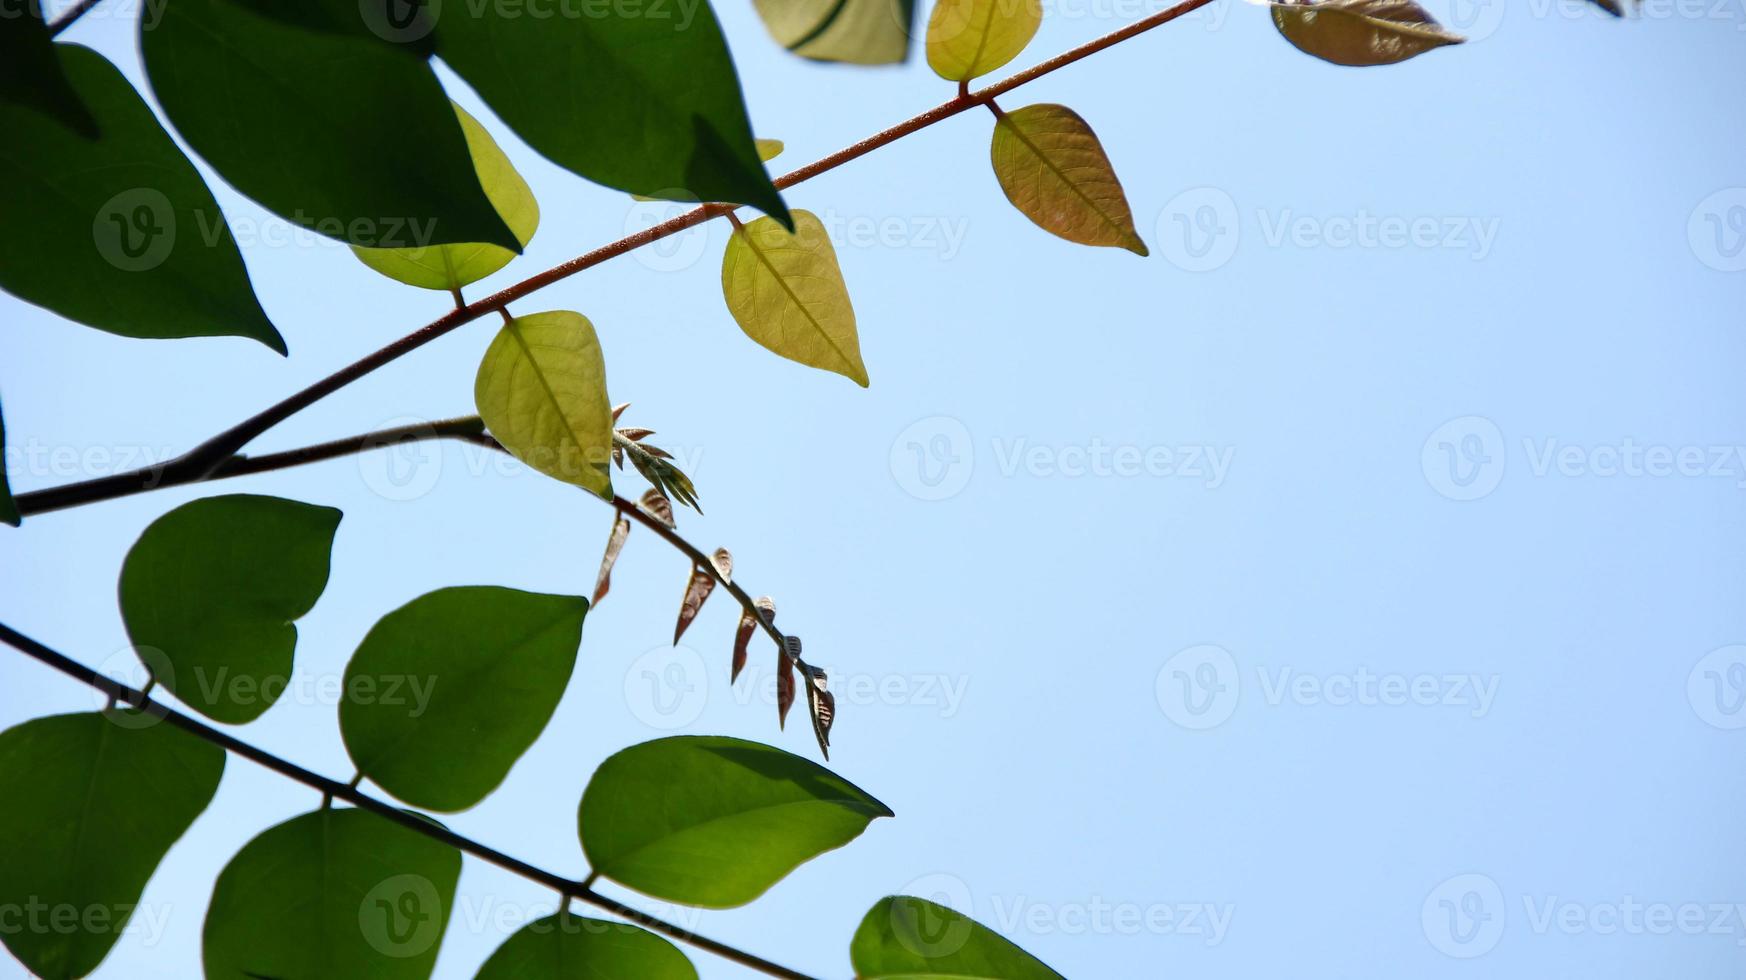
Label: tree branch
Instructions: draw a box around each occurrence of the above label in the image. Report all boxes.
[0,621,818,980]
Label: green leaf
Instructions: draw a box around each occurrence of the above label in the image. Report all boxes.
[579,735,892,908]
[118,494,341,724]
[0,9,98,138]
[341,586,588,812]
[0,712,224,980]
[1269,0,1464,66]
[351,101,538,291]
[851,896,1065,979]
[475,311,616,497]
[203,807,460,979]
[476,914,697,980]
[0,398,17,528]
[926,0,1041,82]
[990,103,1148,256]
[721,210,868,386]
[140,0,518,250]
[433,1,789,224]
[0,45,283,351]
[751,0,916,65]
[756,138,786,163]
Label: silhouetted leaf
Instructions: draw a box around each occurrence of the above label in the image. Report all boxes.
[579,736,891,907]
[751,0,916,64]
[990,103,1147,255]
[1269,0,1463,66]
[341,586,588,812]
[926,0,1040,81]
[593,515,632,606]
[0,8,97,137]
[476,914,697,980]
[141,0,517,249]
[0,45,283,351]
[119,494,341,724]
[475,311,615,498]
[851,896,1064,979]
[722,210,868,386]
[674,565,717,644]
[203,808,460,979]
[0,712,223,980]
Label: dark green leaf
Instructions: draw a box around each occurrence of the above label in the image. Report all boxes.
[140,0,518,249]
[341,586,588,812]
[0,45,283,351]
[433,1,789,224]
[1269,0,1463,67]
[850,896,1065,979]
[0,398,17,527]
[475,914,697,980]
[751,0,915,65]
[579,735,891,907]
[0,8,98,137]
[203,807,460,979]
[0,712,224,980]
[119,494,341,724]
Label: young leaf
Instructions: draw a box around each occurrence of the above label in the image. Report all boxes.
[732,610,757,683]
[141,0,518,249]
[804,664,836,758]
[593,515,633,606]
[621,433,703,513]
[926,0,1042,82]
[352,102,539,291]
[711,547,734,582]
[578,736,892,907]
[722,210,869,386]
[433,2,789,224]
[756,138,787,163]
[751,0,916,65]
[1269,0,1464,67]
[203,808,461,979]
[778,635,800,729]
[0,7,98,138]
[476,914,697,980]
[0,399,17,528]
[990,103,1148,255]
[119,494,341,724]
[851,896,1065,979]
[341,586,588,812]
[640,488,676,528]
[0,712,224,980]
[673,565,717,644]
[0,45,284,351]
[475,311,615,498]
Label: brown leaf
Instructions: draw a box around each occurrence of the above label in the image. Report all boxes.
[710,547,733,583]
[804,666,835,759]
[777,634,801,729]
[591,515,631,607]
[611,402,630,422]
[732,595,776,684]
[673,564,715,644]
[639,489,674,528]
[618,426,655,441]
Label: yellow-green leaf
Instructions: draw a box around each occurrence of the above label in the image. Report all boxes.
[475,311,614,497]
[756,139,786,163]
[989,104,1147,256]
[1269,0,1464,66]
[721,210,869,386]
[752,0,915,66]
[926,0,1042,82]
[351,102,539,291]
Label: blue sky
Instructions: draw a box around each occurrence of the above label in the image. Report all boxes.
[3,0,1745,977]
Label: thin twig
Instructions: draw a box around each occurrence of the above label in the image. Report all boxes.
[0,621,818,980]
[47,0,105,35]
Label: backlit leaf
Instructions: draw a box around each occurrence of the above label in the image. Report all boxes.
[475,311,615,498]
[341,586,588,812]
[722,210,869,386]
[203,808,460,979]
[1269,0,1464,66]
[0,712,223,980]
[593,515,632,606]
[476,915,697,980]
[119,494,341,724]
[141,0,518,249]
[710,547,734,582]
[756,138,786,162]
[851,896,1065,979]
[0,45,283,350]
[579,736,892,907]
[0,8,97,137]
[926,0,1041,82]
[674,565,716,644]
[751,0,916,64]
[434,1,788,223]
[990,103,1147,255]
[352,102,539,290]
[640,489,676,528]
